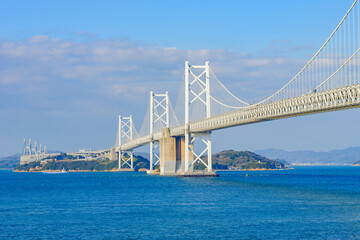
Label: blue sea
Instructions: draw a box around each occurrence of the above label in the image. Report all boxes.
[1,167,360,240]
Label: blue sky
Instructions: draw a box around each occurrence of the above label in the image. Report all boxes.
[0,0,351,52]
[0,0,359,156]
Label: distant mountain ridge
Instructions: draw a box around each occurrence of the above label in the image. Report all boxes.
[0,150,63,169]
[0,154,21,169]
[255,147,360,165]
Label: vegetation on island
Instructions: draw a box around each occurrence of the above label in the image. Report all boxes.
[12,150,286,172]
[195,150,286,170]
[14,153,149,172]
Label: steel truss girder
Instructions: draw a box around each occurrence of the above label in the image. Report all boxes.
[120,82,360,153]
[188,84,360,133]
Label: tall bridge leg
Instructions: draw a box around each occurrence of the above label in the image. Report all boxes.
[130,151,133,170]
[207,133,212,172]
[184,131,190,172]
[118,150,122,169]
[150,141,154,171]
[148,141,160,174]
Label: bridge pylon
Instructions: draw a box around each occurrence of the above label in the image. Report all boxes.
[184,61,213,173]
[20,138,49,164]
[118,115,134,171]
[149,91,169,173]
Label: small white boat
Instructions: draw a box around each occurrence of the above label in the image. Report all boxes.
[42,168,67,174]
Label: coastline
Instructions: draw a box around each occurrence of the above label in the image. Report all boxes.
[216,168,292,172]
[13,168,289,173]
[291,163,354,166]
[11,165,360,173]
[13,169,125,173]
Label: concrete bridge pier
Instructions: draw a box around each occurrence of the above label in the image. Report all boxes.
[110,147,117,161]
[159,128,193,176]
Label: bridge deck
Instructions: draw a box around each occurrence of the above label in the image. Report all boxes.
[120,84,360,150]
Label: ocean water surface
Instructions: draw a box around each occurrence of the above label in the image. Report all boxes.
[0,166,360,239]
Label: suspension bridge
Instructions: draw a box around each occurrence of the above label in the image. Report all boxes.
[114,0,360,176]
[19,0,360,176]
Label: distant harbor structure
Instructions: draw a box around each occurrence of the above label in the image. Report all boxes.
[20,138,59,164]
[20,138,117,164]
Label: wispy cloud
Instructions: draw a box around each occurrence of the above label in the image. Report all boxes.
[0,36,306,109]
[0,35,309,154]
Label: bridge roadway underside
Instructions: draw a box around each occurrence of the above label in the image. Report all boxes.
[121,84,360,151]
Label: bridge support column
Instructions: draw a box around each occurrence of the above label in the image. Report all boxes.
[159,128,193,175]
[110,147,116,161]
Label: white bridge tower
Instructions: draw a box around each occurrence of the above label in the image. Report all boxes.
[118,115,134,170]
[184,61,212,173]
[149,91,169,172]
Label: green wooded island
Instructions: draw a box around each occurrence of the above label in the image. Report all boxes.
[14,153,150,172]
[13,150,289,172]
[195,150,288,170]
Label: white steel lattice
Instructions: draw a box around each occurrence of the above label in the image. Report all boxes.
[118,115,134,170]
[149,91,169,171]
[184,61,212,172]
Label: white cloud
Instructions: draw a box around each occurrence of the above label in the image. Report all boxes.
[0,35,307,117]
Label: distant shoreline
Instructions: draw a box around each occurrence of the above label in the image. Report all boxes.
[216,168,291,172]
[10,165,360,173]
[13,169,121,173]
[291,163,354,166]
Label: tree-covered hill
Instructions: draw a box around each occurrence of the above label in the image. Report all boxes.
[14,154,149,172]
[13,151,285,172]
[196,150,286,170]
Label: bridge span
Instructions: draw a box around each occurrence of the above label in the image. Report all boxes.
[120,84,360,151]
[115,0,360,176]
